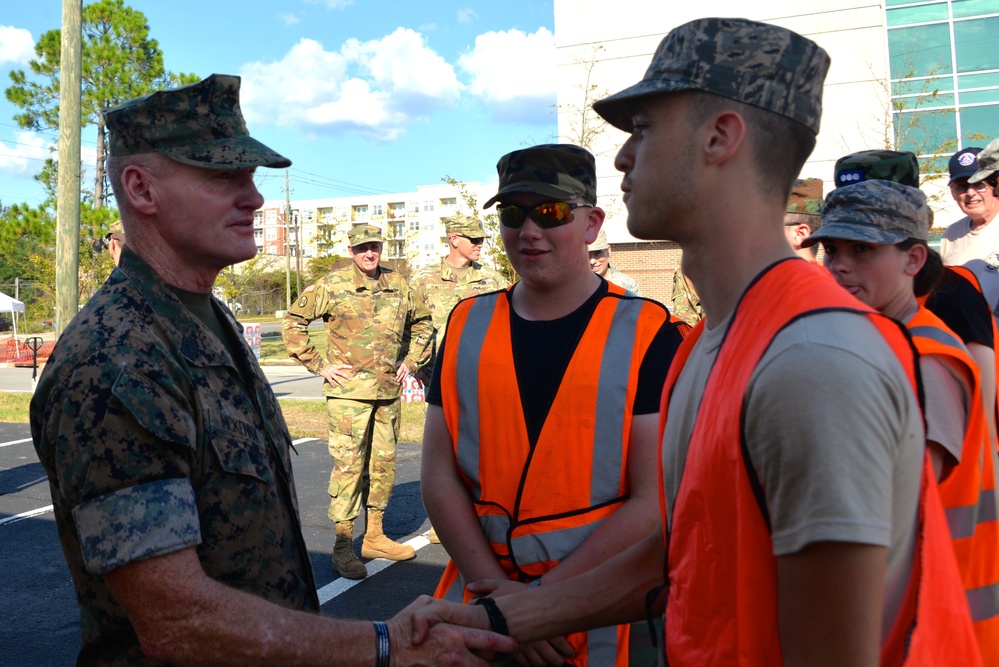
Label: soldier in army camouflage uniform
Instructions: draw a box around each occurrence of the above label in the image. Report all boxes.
[587,228,641,295]
[783,178,824,263]
[30,74,510,667]
[410,212,509,386]
[670,266,703,326]
[104,219,125,266]
[283,224,433,579]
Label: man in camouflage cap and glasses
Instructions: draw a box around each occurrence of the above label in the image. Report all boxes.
[284,222,434,579]
[30,74,511,666]
[411,17,978,666]
[422,143,685,665]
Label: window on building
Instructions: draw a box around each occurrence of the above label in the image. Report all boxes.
[265,210,277,223]
[887,0,999,168]
[266,228,277,241]
[423,201,434,212]
[353,205,369,221]
[254,211,264,227]
[440,197,456,209]
[409,219,420,231]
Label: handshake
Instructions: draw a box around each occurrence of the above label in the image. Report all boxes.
[392,578,577,667]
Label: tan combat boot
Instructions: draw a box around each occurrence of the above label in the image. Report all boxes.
[361,509,416,561]
[332,521,367,579]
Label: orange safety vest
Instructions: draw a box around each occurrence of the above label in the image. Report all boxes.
[435,283,678,667]
[909,305,999,664]
[659,259,980,667]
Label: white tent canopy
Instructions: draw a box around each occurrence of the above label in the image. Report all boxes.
[0,291,26,348]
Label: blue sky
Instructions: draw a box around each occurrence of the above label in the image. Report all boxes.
[0,0,558,208]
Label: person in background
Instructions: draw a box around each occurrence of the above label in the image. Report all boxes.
[783,178,822,263]
[804,179,999,664]
[587,229,641,294]
[104,219,125,266]
[283,223,433,580]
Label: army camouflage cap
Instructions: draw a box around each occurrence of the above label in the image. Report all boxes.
[968,138,999,184]
[835,150,919,189]
[949,146,983,184]
[786,178,823,215]
[483,144,596,209]
[444,213,485,237]
[588,229,610,252]
[104,220,124,241]
[348,224,384,246]
[802,180,929,249]
[592,18,830,135]
[104,74,291,170]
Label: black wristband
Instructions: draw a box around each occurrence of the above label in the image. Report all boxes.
[472,596,510,636]
[372,621,390,667]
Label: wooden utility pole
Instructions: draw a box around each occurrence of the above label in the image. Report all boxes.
[55,0,82,337]
[284,169,292,310]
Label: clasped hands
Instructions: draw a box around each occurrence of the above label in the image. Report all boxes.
[400,578,575,666]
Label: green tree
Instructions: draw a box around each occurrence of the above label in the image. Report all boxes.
[443,175,516,283]
[5,0,198,207]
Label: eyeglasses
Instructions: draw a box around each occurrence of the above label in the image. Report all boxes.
[459,235,485,245]
[497,202,586,229]
[950,180,992,194]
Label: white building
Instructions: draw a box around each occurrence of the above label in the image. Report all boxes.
[254,181,498,271]
[554,0,999,243]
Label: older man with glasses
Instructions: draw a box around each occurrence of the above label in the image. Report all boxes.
[420,143,686,666]
[941,143,999,314]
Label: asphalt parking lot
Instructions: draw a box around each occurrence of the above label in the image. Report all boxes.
[0,420,446,666]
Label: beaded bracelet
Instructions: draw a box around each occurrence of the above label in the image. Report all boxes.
[372,621,390,667]
[472,596,510,636]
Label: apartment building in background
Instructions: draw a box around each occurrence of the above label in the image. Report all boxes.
[254,181,498,272]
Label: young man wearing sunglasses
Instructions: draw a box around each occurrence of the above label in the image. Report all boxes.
[420,143,686,665]
[941,143,999,317]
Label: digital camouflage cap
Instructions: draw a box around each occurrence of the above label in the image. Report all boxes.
[348,224,384,246]
[483,144,596,209]
[588,229,610,252]
[802,180,929,249]
[834,150,919,189]
[592,17,830,135]
[786,178,823,215]
[969,137,999,184]
[104,74,291,170]
[444,213,485,237]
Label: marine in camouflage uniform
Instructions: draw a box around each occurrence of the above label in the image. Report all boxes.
[29,74,322,665]
[587,229,641,295]
[410,212,509,386]
[283,223,433,578]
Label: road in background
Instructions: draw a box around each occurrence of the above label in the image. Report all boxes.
[0,422,446,666]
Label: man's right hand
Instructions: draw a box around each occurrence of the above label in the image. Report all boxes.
[319,363,353,387]
[391,597,517,666]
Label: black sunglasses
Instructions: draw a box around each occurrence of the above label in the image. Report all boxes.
[459,235,485,244]
[497,202,586,229]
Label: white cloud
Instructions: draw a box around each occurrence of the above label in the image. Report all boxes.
[0,131,51,176]
[457,9,477,24]
[240,30,461,141]
[458,28,556,124]
[0,25,34,66]
[279,13,302,26]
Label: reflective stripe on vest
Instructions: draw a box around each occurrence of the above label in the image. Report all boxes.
[910,305,999,660]
[659,259,981,667]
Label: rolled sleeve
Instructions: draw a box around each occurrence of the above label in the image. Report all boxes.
[73,477,201,574]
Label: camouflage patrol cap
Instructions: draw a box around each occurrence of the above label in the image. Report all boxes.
[104,74,291,170]
[588,229,610,252]
[483,144,596,209]
[968,138,999,184]
[592,18,830,135]
[834,150,919,189]
[802,180,929,249]
[444,213,485,237]
[949,146,983,184]
[104,220,124,241]
[348,224,384,246]
[786,178,823,215]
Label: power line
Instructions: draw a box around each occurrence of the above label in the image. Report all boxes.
[290,168,394,195]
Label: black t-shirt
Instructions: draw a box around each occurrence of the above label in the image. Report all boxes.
[925,268,994,349]
[426,280,683,445]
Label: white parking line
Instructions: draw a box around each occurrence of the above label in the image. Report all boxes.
[0,437,32,448]
[318,534,432,605]
[0,504,53,526]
